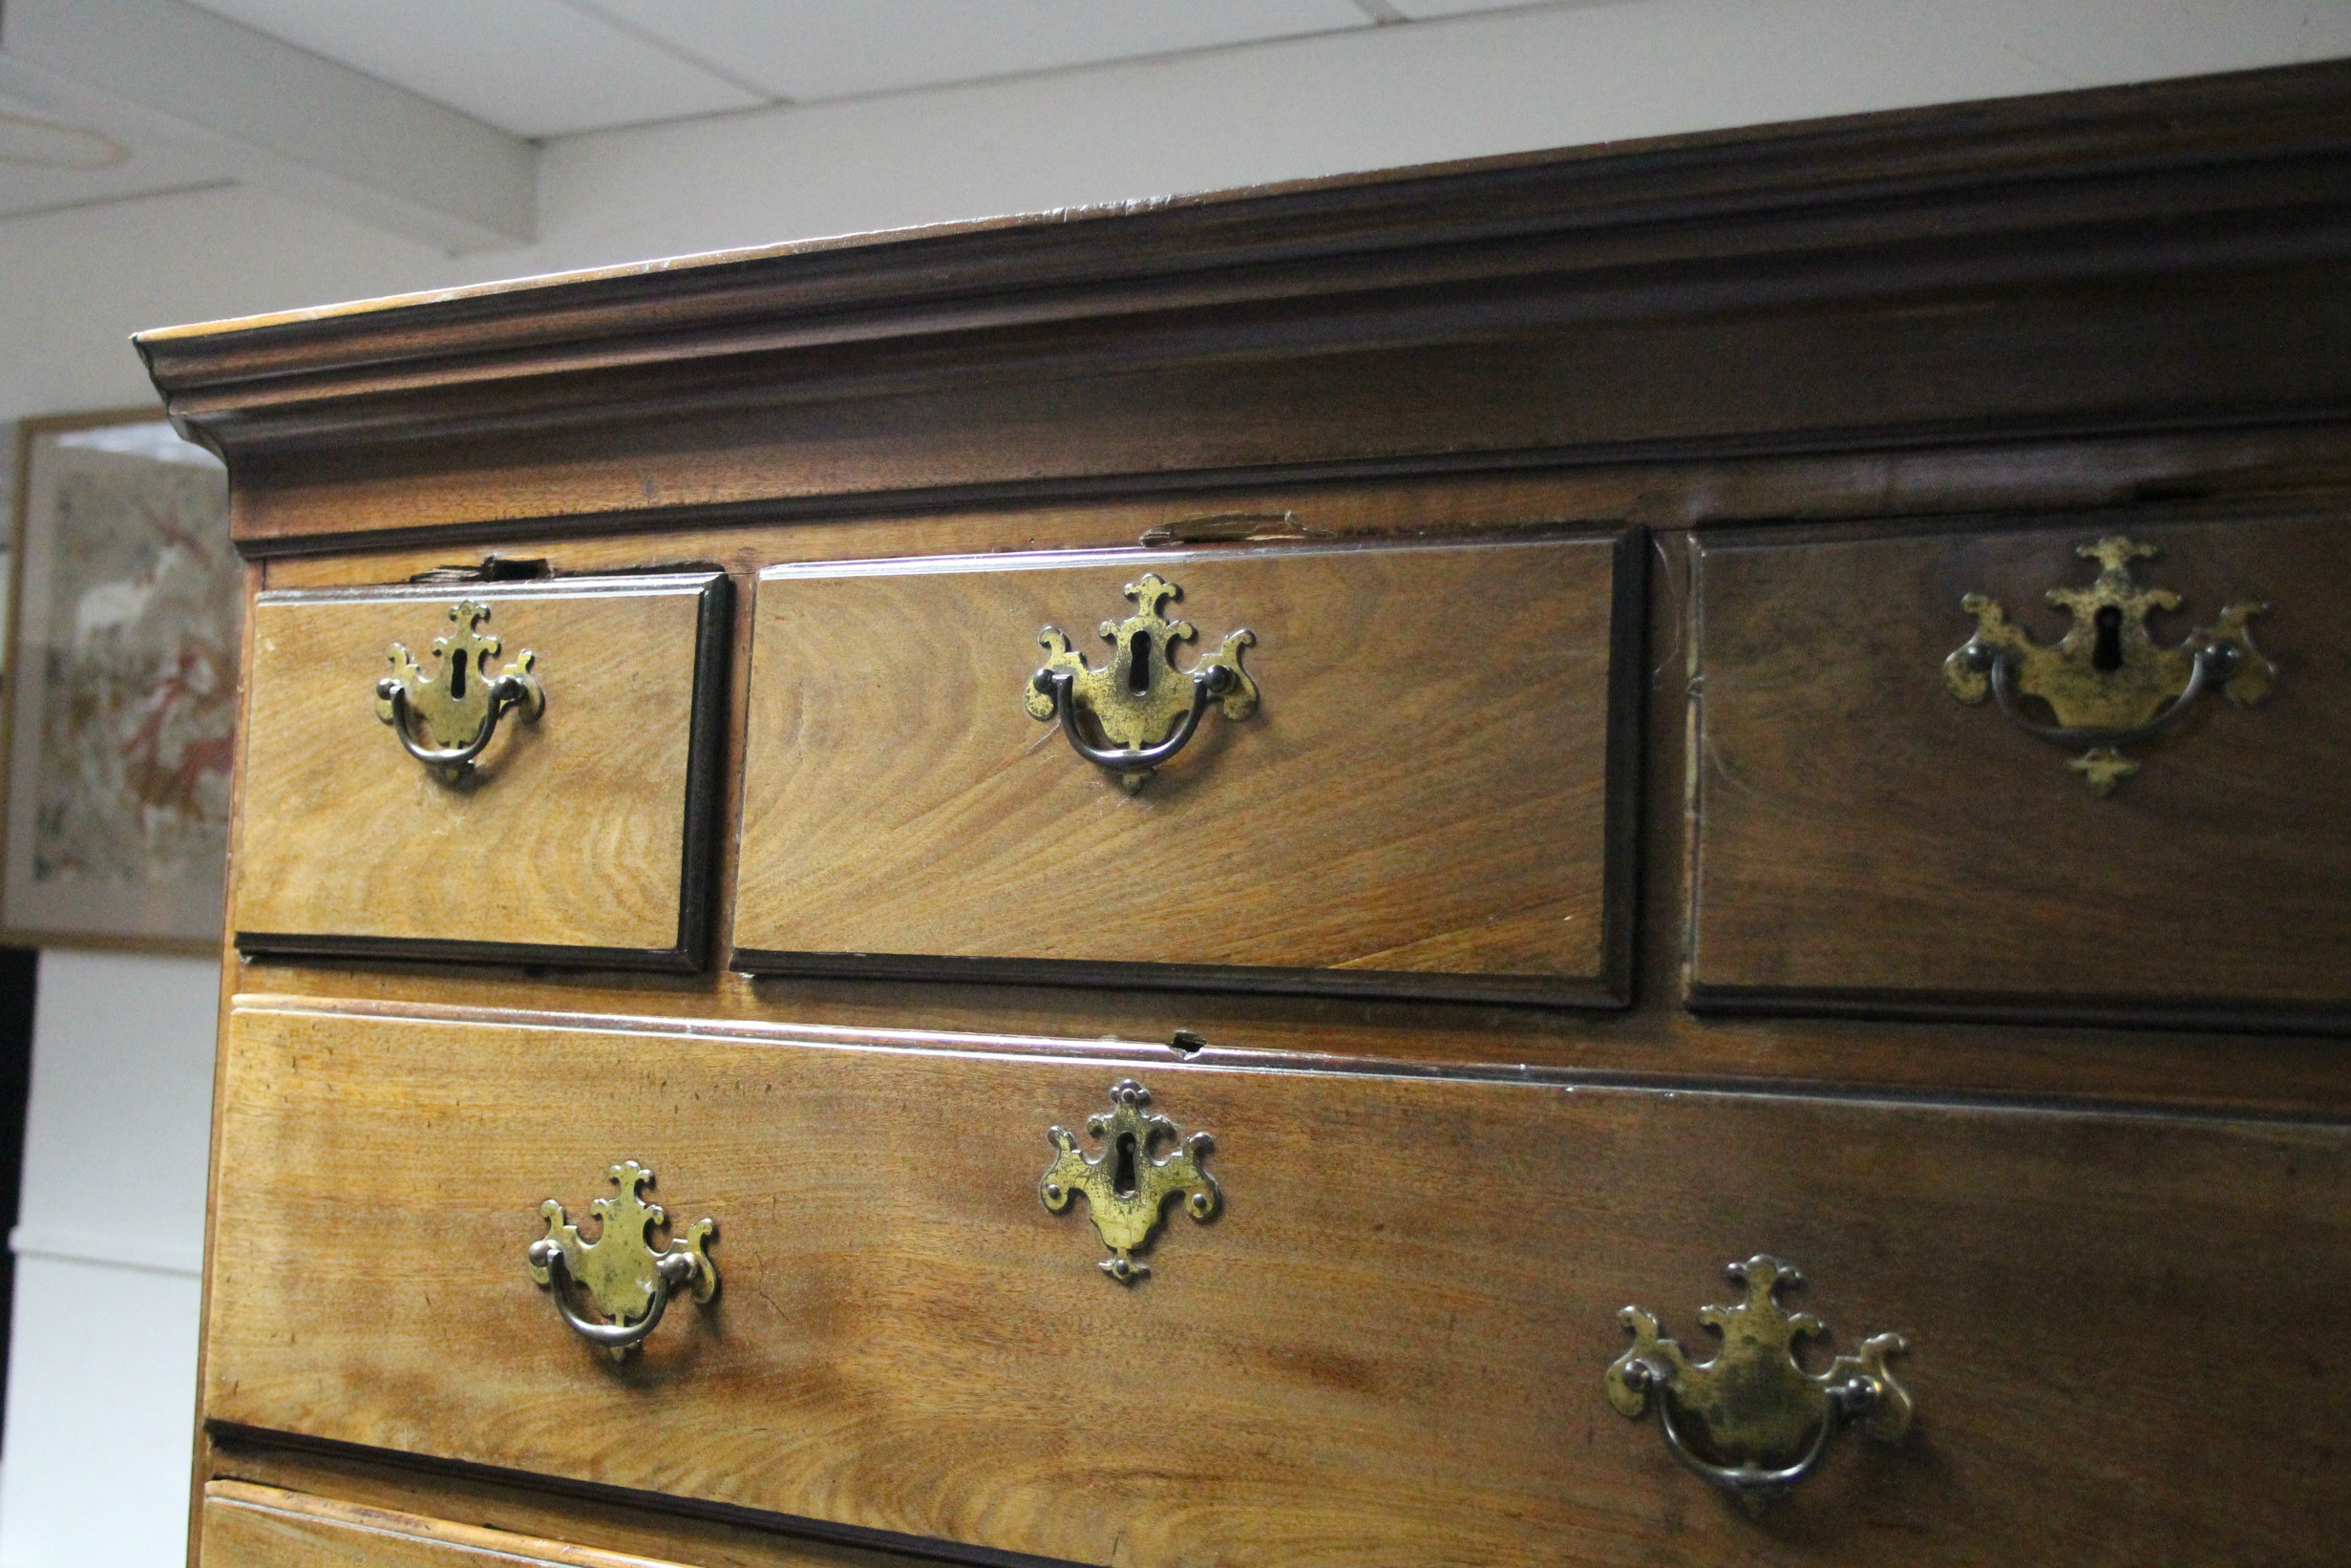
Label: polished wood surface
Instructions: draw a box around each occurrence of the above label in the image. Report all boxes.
[236,575,727,967]
[201,1453,924,1568]
[201,1481,921,1568]
[205,492,2351,1121]
[160,63,2351,1568]
[209,1001,2351,1568]
[133,66,2351,556]
[1687,509,2351,1028]
[734,536,1633,1001]
[203,1484,695,1568]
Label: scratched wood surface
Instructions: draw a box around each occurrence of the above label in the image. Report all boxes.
[1688,511,2351,1027]
[202,1484,701,1568]
[208,1003,2351,1568]
[733,537,1629,1001]
[201,1459,925,1568]
[216,478,2351,1121]
[129,66,2351,554]
[236,578,715,960]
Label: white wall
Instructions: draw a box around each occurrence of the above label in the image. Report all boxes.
[0,952,215,1568]
[0,4,2343,1565]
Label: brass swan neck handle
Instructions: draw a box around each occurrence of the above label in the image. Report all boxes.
[527,1241,700,1353]
[1025,572,1257,792]
[378,676,540,770]
[1032,663,1231,779]
[1606,1255,1911,1507]
[374,598,544,773]
[1943,535,2273,795]
[527,1161,716,1359]
[1970,637,2236,749]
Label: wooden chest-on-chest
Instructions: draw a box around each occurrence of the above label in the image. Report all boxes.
[145,61,2351,1568]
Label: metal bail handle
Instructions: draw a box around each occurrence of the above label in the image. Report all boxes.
[527,1161,716,1359]
[1024,572,1258,792]
[374,598,545,773]
[1605,1255,1912,1507]
[1942,535,2273,795]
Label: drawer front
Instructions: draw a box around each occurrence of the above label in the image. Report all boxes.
[1688,514,2351,1028]
[236,574,729,969]
[201,1483,686,1568]
[209,1004,2351,1567]
[732,536,1639,1003]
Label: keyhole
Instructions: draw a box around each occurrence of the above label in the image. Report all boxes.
[2092,604,2124,672]
[449,647,470,698]
[1127,634,1154,694]
[1112,1133,1139,1198]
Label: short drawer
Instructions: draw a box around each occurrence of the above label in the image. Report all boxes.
[1687,513,2351,1029]
[236,574,729,969]
[731,535,1639,1004]
[208,1003,2351,1567]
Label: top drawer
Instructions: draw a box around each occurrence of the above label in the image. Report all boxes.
[1687,513,2348,1029]
[236,573,730,970]
[732,535,1639,1003]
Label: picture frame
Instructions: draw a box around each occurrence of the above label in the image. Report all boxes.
[0,409,240,952]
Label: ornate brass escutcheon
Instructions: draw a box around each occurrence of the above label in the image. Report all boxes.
[1026,572,1258,790]
[1607,1255,1911,1506]
[375,599,545,772]
[1040,1079,1218,1282]
[1943,536,2273,794]
[527,1161,716,1358]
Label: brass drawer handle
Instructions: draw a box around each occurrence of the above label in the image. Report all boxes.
[527,1161,715,1358]
[1943,536,2273,794]
[1040,1079,1218,1282]
[1607,1255,1910,1507]
[1026,573,1257,792]
[375,599,545,772]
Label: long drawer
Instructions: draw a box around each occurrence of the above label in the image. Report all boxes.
[206,1003,2351,1567]
[200,1484,688,1568]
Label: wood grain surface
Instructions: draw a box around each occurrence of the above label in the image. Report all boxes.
[733,537,1632,1002]
[201,1452,932,1568]
[208,484,2351,1121]
[236,576,724,966]
[126,66,2351,555]
[162,67,2351,1568]
[203,1483,699,1568]
[209,1002,2351,1568]
[201,1480,921,1568]
[1688,509,2351,1027]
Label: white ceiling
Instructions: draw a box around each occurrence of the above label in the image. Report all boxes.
[16,2,2342,255]
[182,0,1527,139]
[0,0,1550,240]
[0,87,232,222]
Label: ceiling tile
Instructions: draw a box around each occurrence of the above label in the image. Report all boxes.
[0,94,234,222]
[1385,1,1641,16]
[185,0,765,138]
[582,0,1374,103]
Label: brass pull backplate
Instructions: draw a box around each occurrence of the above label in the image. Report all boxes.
[1026,573,1257,791]
[1943,536,2273,794]
[1607,1255,1910,1506]
[1040,1079,1218,1282]
[527,1160,716,1358]
[375,598,544,772]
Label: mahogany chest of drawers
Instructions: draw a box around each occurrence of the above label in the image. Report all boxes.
[144,62,2351,1568]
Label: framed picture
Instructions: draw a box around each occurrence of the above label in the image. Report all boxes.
[1,410,240,951]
